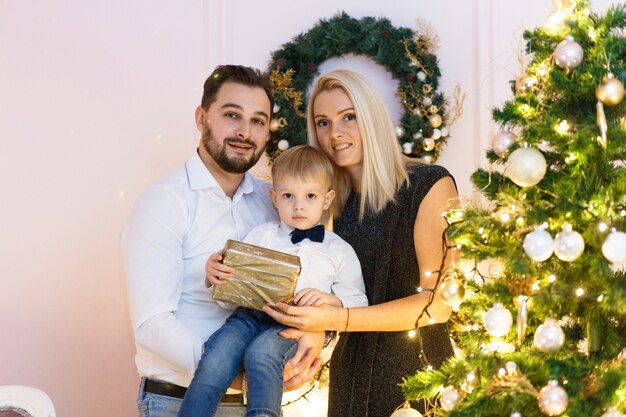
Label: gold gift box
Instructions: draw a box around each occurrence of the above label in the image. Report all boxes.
[212,239,301,311]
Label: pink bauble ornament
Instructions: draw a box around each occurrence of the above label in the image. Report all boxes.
[492,129,518,157]
[554,35,584,70]
[538,380,569,416]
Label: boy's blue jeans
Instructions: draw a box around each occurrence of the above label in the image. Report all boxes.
[178,307,297,417]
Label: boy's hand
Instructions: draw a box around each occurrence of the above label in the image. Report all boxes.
[204,252,234,287]
[294,288,335,307]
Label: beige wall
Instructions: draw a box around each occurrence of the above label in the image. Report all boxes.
[0,1,612,416]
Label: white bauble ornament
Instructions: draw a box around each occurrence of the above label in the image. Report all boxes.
[431,129,442,140]
[601,406,626,417]
[523,227,554,262]
[534,318,565,353]
[602,230,626,263]
[440,127,449,137]
[596,73,625,107]
[554,35,584,70]
[511,412,522,417]
[554,223,585,262]
[538,380,569,416]
[506,147,547,187]
[417,71,427,81]
[422,138,436,152]
[439,386,461,411]
[492,129,518,158]
[422,97,432,106]
[484,303,513,337]
[402,142,413,155]
[390,404,423,417]
[273,103,280,113]
[277,139,290,151]
[395,125,406,138]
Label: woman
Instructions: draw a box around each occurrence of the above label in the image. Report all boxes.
[264,69,457,417]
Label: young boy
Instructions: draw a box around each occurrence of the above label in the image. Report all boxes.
[177,145,368,417]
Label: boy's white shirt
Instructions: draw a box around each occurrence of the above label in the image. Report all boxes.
[214,220,368,309]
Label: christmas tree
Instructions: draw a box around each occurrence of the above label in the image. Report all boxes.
[401,2,626,416]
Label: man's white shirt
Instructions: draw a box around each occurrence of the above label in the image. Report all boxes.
[121,151,278,387]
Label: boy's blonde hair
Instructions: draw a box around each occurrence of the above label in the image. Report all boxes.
[307,69,409,220]
[271,145,334,190]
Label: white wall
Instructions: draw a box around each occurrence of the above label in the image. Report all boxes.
[0,1,613,416]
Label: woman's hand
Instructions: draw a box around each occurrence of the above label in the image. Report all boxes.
[204,252,233,287]
[263,303,342,332]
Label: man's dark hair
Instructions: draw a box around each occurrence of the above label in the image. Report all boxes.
[201,65,274,114]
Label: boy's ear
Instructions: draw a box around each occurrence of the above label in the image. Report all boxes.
[269,188,278,207]
[323,189,336,210]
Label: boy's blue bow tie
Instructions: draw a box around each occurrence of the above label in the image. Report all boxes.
[290,224,325,244]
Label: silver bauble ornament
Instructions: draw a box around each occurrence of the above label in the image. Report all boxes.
[439,269,466,308]
[534,317,565,353]
[516,295,529,346]
[422,138,436,152]
[277,139,290,151]
[515,72,537,95]
[602,230,626,264]
[439,386,461,411]
[395,125,406,138]
[506,147,547,187]
[523,227,554,262]
[484,302,513,337]
[538,380,569,416]
[429,114,443,128]
[402,142,413,155]
[492,129,518,158]
[390,404,424,417]
[601,406,626,417]
[596,73,625,107]
[554,35,584,70]
[554,223,585,262]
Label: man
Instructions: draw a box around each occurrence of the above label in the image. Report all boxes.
[122,65,324,417]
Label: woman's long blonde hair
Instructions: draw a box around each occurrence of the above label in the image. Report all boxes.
[307,69,409,220]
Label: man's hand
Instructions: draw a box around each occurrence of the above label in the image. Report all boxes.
[204,252,233,287]
[280,328,324,391]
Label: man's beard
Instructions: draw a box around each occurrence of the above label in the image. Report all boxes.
[201,124,264,174]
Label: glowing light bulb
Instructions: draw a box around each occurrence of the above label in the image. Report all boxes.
[498,368,506,376]
[576,288,584,297]
[429,317,436,324]
[555,120,570,134]
[531,282,540,291]
[549,274,557,283]
[408,330,417,338]
[417,287,423,293]
[427,365,433,371]
[597,294,604,302]
[424,271,432,277]
[478,227,485,234]
[599,223,608,232]
[500,213,511,223]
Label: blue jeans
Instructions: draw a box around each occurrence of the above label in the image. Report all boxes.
[178,308,297,417]
[137,378,245,417]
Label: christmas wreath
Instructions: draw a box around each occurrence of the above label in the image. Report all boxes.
[266,12,462,162]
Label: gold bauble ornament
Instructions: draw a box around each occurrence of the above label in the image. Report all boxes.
[439,267,466,308]
[515,73,537,95]
[596,73,625,107]
[270,117,287,132]
[422,138,436,152]
[429,114,443,128]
